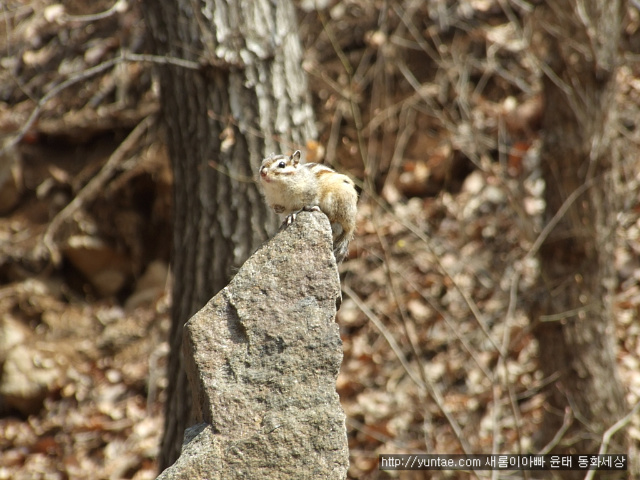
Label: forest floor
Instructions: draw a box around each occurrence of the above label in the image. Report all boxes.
[1,1,640,479]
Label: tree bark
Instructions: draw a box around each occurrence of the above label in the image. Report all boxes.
[141,1,316,470]
[532,0,627,469]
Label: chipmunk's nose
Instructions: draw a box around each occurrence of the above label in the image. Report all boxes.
[260,168,267,178]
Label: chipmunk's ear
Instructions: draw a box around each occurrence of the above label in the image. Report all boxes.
[291,150,301,165]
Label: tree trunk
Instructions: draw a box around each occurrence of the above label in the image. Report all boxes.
[531,0,626,469]
[141,1,316,470]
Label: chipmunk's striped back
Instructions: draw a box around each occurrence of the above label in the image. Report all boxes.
[258,150,358,262]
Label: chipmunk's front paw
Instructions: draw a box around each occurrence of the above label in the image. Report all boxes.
[283,212,297,226]
[283,206,321,226]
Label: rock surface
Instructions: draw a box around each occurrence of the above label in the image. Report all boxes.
[158,211,349,480]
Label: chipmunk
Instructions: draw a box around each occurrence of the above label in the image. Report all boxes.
[259,150,358,263]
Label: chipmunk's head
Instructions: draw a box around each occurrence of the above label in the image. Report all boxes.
[259,150,301,183]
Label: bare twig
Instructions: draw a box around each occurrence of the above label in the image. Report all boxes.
[315,10,369,179]
[492,268,527,480]
[346,182,506,360]
[59,0,127,23]
[343,284,473,456]
[342,284,423,388]
[40,115,156,265]
[207,160,255,183]
[324,103,344,165]
[525,180,593,260]
[400,268,494,381]
[538,408,574,455]
[583,401,640,480]
[504,272,526,459]
[346,417,424,453]
[380,106,416,198]
[0,52,199,156]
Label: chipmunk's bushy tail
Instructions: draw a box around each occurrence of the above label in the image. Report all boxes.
[332,229,352,264]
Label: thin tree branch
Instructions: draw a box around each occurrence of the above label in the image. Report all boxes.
[58,0,127,23]
[343,284,473,456]
[538,408,574,455]
[40,115,156,265]
[583,401,640,480]
[1,52,199,156]
[524,180,593,260]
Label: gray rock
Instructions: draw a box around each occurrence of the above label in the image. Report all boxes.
[158,211,348,480]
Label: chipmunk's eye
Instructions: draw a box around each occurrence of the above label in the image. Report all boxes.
[277,161,286,168]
